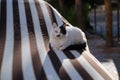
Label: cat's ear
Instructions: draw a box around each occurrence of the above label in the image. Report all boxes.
[60,26,66,35]
[53,23,57,28]
[63,22,69,27]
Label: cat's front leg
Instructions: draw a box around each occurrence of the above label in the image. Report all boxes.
[59,45,65,50]
[59,44,68,50]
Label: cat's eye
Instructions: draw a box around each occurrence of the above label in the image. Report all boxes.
[55,31,58,33]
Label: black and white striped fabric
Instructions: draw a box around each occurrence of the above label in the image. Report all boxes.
[0,0,113,80]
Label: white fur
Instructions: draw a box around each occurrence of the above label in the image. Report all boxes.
[50,23,87,50]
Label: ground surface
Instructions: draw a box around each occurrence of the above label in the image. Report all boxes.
[87,33,120,80]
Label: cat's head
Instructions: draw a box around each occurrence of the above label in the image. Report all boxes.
[52,23,67,38]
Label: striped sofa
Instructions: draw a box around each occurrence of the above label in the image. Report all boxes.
[0,0,113,80]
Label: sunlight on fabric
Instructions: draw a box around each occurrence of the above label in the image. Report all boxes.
[18,0,36,79]
[101,59,119,80]
[0,0,13,80]
[55,50,83,80]
[50,5,63,27]
[38,0,52,36]
[28,0,60,79]
[70,51,104,80]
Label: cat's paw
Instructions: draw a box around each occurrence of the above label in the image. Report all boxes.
[59,45,66,50]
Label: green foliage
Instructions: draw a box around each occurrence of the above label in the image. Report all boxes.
[63,6,76,25]
[49,1,76,25]
[49,0,60,10]
[48,0,91,25]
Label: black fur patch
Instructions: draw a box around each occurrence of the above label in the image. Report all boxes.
[60,25,66,35]
[63,42,86,51]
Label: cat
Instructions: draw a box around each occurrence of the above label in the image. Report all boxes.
[49,23,87,50]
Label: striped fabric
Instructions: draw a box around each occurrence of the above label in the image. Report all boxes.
[0,0,113,80]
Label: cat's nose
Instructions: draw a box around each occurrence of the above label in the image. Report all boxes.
[56,34,60,37]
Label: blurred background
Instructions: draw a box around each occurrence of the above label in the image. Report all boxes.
[44,0,120,47]
[45,0,120,79]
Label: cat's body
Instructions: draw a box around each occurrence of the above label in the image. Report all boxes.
[50,23,87,50]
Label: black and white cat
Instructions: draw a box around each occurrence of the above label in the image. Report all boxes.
[50,23,87,50]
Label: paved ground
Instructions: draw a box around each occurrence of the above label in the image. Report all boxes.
[87,33,120,80]
[88,6,120,79]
